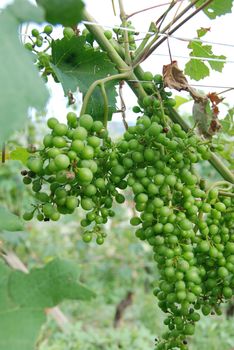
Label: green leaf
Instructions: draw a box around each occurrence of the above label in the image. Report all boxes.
[37,0,85,26]
[0,1,48,142]
[221,108,234,135]
[9,258,96,308]
[192,0,234,19]
[208,55,226,72]
[197,27,210,38]
[0,206,23,232]
[185,39,226,80]
[51,36,118,121]
[174,96,191,109]
[10,147,30,165]
[0,258,95,350]
[184,59,209,81]
[8,0,45,22]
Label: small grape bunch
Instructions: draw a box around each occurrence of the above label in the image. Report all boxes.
[24,25,53,51]
[22,112,119,244]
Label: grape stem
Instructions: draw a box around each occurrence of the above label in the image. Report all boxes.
[219,191,234,198]
[118,0,131,65]
[79,71,132,119]
[99,82,109,128]
[111,0,117,16]
[82,9,147,100]
[207,181,233,193]
[133,22,157,59]
[126,1,183,19]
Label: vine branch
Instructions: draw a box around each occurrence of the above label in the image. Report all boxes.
[79,71,132,118]
[127,1,183,19]
[99,82,109,128]
[119,80,128,130]
[142,0,214,62]
[82,8,234,184]
[118,0,131,65]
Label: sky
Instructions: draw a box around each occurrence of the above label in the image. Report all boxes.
[1,0,234,122]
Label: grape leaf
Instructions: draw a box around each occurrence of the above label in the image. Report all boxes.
[174,96,191,109]
[0,0,48,142]
[9,258,96,307]
[0,258,95,350]
[10,147,30,165]
[192,0,234,19]
[197,27,210,38]
[37,0,85,26]
[50,36,118,121]
[185,40,226,80]
[184,59,209,81]
[0,206,23,232]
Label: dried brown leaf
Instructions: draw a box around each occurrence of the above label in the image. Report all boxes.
[162,61,206,102]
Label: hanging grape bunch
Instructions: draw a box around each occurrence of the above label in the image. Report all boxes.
[21,112,122,245]
[21,58,234,348]
[112,73,233,349]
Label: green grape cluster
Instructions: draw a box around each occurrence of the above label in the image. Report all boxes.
[111,77,233,349]
[100,73,233,349]
[24,25,53,51]
[21,69,234,349]
[22,113,122,245]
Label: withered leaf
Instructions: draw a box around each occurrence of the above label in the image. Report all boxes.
[207,92,224,106]
[162,61,206,103]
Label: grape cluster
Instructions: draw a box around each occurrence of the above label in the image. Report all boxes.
[24,25,53,51]
[22,70,234,349]
[22,113,122,245]
[111,80,233,349]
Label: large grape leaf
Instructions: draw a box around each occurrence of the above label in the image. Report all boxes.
[37,0,85,26]
[0,258,95,350]
[191,0,234,19]
[0,0,48,142]
[51,36,118,121]
[184,59,209,81]
[0,206,24,232]
[184,28,226,81]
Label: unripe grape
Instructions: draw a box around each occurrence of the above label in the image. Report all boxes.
[83,233,92,243]
[73,126,88,140]
[53,123,68,136]
[24,43,33,51]
[77,167,93,184]
[23,211,34,221]
[143,71,153,81]
[54,154,70,170]
[27,157,43,174]
[32,28,39,37]
[104,30,112,39]
[79,114,93,130]
[44,25,53,35]
[66,196,78,210]
[63,27,75,39]
[96,236,104,245]
[92,120,103,132]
